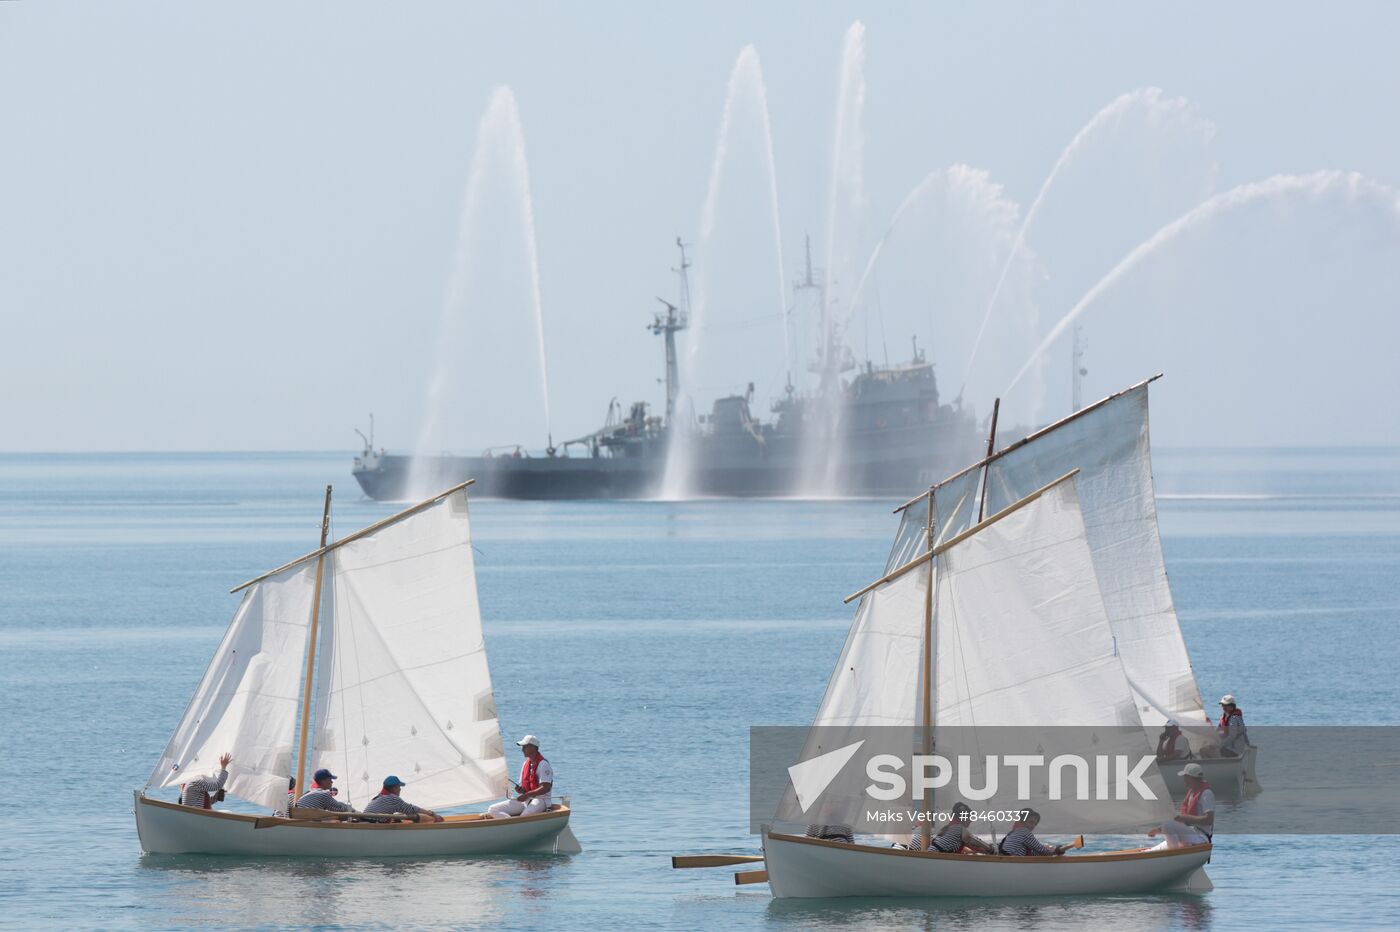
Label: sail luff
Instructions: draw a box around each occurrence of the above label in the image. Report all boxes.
[293,485,333,804]
[229,480,476,594]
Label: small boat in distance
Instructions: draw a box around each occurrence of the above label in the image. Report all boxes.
[134,482,580,857]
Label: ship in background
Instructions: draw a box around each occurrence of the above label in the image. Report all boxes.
[352,240,983,500]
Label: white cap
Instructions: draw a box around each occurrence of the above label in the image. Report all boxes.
[1165,718,1179,728]
[1219,694,1236,705]
[515,734,540,748]
[1178,762,1205,779]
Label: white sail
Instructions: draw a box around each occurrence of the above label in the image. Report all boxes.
[810,561,928,731]
[931,478,1144,730]
[311,489,508,810]
[147,562,318,811]
[970,384,1207,727]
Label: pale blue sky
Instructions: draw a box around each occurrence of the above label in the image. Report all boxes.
[3,1,1398,451]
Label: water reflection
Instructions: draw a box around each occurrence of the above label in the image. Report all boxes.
[136,854,574,928]
[764,893,1213,930]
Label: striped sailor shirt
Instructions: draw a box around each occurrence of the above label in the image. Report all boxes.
[180,768,229,808]
[363,794,422,817]
[805,824,854,844]
[999,826,1054,857]
[295,789,353,812]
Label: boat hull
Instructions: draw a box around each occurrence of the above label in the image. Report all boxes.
[761,830,1212,899]
[1159,747,1260,799]
[134,793,577,857]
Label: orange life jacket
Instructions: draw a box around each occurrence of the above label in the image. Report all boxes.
[520,755,546,793]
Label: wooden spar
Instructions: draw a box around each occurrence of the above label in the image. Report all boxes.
[734,869,769,885]
[672,854,765,869]
[844,469,1081,604]
[253,809,413,829]
[230,479,475,593]
[976,398,1001,523]
[892,373,1161,514]
[292,485,333,813]
[919,486,935,850]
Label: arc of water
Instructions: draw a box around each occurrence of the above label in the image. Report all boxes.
[412,86,551,494]
[822,20,867,328]
[1003,170,1400,397]
[662,45,788,500]
[963,88,1213,399]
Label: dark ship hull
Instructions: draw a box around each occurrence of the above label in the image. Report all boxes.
[353,402,982,501]
[353,240,985,501]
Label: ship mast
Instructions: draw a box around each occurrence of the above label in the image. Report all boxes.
[651,237,691,426]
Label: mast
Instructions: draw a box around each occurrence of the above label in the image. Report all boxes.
[976,398,1001,522]
[919,490,935,849]
[293,484,333,804]
[651,237,691,426]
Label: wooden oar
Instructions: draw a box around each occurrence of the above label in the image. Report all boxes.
[734,869,769,885]
[1064,834,1085,852]
[672,854,765,869]
[253,810,413,829]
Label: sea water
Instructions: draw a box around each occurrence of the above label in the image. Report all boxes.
[0,449,1397,930]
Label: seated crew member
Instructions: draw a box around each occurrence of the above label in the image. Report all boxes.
[294,768,355,814]
[998,810,1071,857]
[180,752,232,809]
[1216,695,1249,757]
[488,735,554,819]
[1156,719,1193,763]
[805,824,855,844]
[908,802,995,853]
[363,775,444,823]
[1149,762,1215,849]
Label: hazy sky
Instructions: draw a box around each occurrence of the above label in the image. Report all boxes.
[3,1,1398,452]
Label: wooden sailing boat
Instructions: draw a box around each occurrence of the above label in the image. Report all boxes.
[134,481,580,857]
[758,471,1212,898]
[676,379,1235,895]
[892,376,1258,798]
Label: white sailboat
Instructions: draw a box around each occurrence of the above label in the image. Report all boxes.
[891,377,1258,797]
[761,472,1212,898]
[134,481,579,857]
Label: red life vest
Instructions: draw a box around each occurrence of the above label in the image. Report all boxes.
[1218,707,1243,731]
[1181,780,1212,817]
[519,755,547,793]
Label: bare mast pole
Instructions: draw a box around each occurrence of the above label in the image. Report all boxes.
[293,485,333,805]
[976,399,1001,522]
[919,487,936,850]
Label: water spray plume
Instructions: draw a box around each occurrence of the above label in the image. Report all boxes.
[662,45,787,500]
[410,86,552,498]
[1003,171,1400,397]
[963,88,1217,400]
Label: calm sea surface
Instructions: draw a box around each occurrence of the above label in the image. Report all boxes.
[1,449,1397,930]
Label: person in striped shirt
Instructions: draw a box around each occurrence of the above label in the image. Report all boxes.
[179,752,232,809]
[804,824,854,844]
[998,810,1070,857]
[905,803,996,854]
[294,768,354,813]
[363,775,443,823]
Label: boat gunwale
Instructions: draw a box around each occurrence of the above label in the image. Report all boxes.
[136,793,570,831]
[765,830,1210,865]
